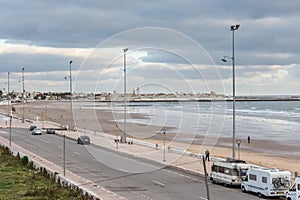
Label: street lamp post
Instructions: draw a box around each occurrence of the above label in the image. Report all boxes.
[22,67,25,123]
[8,72,12,146]
[7,72,10,115]
[221,24,240,159]
[69,60,73,131]
[122,48,128,143]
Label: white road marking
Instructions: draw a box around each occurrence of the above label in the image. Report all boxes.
[199,197,207,200]
[118,168,128,173]
[73,152,80,155]
[152,180,165,187]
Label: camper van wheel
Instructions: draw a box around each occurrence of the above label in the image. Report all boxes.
[287,197,292,200]
[257,193,263,198]
[241,186,246,193]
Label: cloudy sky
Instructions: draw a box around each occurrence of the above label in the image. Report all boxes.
[0,0,300,96]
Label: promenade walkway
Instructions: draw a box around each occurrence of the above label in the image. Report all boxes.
[0,115,215,199]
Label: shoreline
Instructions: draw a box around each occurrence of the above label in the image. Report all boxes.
[1,100,299,175]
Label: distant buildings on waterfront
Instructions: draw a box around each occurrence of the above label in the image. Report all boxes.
[0,89,226,102]
[1,89,300,103]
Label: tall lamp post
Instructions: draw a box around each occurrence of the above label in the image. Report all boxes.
[69,60,73,131]
[7,72,10,115]
[122,48,128,143]
[22,67,25,123]
[8,72,12,146]
[221,24,240,159]
[162,129,166,162]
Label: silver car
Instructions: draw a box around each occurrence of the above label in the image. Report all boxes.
[32,128,42,135]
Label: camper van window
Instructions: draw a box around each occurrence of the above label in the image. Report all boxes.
[262,176,267,183]
[212,165,217,172]
[298,184,300,190]
[231,169,239,176]
[249,174,257,181]
[219,166,225,173]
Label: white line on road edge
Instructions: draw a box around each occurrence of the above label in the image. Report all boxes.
[152,180,165,187]
[199,196,207,200]
[73,152,80,155]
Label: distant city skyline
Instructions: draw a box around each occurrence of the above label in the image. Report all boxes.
[0,1,300,96]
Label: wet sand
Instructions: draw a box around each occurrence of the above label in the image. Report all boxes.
[1,100,299,175]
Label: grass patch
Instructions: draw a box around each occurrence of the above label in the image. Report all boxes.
[0,146,92,200]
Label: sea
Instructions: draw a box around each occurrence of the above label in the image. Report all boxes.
[85,99,300,144]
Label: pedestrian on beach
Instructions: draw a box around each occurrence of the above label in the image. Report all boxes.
[247,136,251,144]
[205,149,210,162]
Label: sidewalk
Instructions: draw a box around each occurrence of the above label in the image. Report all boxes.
[0,115,127,200]
[0,115,214,199]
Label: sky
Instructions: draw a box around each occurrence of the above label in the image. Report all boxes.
[0,0,300,96]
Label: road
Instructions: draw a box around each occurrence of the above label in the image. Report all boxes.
[0,128,279,200]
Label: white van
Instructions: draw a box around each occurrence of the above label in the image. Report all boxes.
[287,177,300,200]
[241,167,291,198]
[210,159,250,186]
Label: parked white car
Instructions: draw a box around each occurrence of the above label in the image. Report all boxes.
[31,128,42,135]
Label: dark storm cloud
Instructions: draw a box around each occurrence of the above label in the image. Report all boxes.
[0,0,300,94]
[0,1,299,58]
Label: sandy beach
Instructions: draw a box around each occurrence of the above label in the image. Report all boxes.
[1,100,299,176]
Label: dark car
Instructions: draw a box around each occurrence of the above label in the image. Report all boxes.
[29,125,37,131]
[46,128,55,134]
[77,136,90,145]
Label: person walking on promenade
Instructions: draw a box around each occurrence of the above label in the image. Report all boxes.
[205,149,210,162]
[247,136,251,144]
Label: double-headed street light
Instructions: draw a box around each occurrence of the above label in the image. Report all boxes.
[221,24,240,159]
[122,48,128,143]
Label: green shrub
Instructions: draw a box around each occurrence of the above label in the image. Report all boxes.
[21,156,29,165]
[27,161,34,169]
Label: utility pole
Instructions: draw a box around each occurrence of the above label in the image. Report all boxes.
[63,134,66,176]
[202,156,210,200]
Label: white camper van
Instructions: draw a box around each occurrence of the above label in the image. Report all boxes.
[241,167,291,198]
[210,159,250,186]
[287,177,300,200]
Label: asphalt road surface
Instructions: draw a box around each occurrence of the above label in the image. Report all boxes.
[0,128,284,200]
